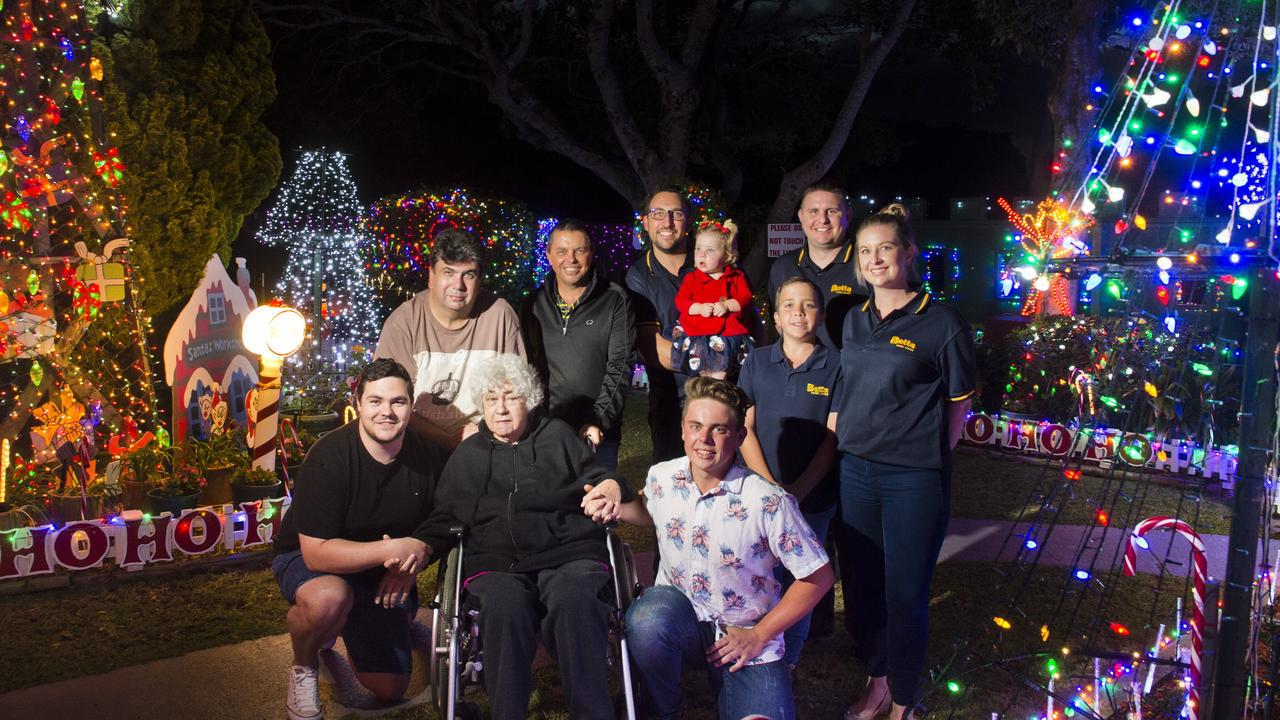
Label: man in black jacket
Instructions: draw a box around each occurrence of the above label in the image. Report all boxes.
[520,218,635,470]
[419,355,634,720]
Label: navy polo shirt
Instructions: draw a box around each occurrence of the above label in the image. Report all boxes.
[767,244,867,349]
[625,249,693,341]
[834,292,976,470]
[738,341,840,513]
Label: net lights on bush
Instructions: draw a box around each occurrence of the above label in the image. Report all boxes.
[361,187,544,305]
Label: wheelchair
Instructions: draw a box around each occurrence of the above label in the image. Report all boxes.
[428,524,642,720]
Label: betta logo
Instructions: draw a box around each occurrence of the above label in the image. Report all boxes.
[889,336,916,352]
[830,284,853,295]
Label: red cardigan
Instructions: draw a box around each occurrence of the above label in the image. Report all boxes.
[675,267,753,336]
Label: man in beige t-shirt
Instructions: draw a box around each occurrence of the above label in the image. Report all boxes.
[375,228,525,451]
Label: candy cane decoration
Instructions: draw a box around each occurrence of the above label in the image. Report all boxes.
[1124,516,1206,720]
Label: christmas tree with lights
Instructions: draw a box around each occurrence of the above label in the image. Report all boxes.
[929,4,1276,719]
[0,0,160,508]
[255,149,381,412]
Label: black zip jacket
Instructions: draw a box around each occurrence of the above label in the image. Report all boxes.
[520,269,635,440]
[416,414,635,574]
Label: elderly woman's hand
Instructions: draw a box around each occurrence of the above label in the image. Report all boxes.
[581,480,623,523]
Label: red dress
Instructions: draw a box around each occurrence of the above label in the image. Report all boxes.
[674,267,753,337]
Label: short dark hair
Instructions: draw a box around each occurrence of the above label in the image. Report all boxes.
[550,218,593,248]
[642,185,689,214]
[683,376,751,428]
[355,358,414,400]
[431,227,485,267]
[774,275,824,310]
[799,181,849,209]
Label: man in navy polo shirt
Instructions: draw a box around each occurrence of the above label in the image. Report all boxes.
[625,185,694,462]
[766,182,867,349]
[739,276,840,671]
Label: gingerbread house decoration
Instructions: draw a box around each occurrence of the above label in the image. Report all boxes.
[163,254,259,442]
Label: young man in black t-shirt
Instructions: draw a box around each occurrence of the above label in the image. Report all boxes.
[272,358,443,720]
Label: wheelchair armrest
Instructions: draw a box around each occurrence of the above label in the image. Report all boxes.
[450,525,467,538]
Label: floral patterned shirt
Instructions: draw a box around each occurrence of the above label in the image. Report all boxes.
[643,456,829,665]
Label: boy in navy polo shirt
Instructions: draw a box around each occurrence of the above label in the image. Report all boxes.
[738,276,840,672]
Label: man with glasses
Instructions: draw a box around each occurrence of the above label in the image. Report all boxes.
[625,185,694,462]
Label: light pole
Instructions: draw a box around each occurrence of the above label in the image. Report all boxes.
[241,304,306,472]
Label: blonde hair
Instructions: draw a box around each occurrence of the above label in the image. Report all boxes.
[854,203,920,285]
[695,219,740,265]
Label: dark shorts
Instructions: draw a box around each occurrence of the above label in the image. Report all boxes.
[272,549,418,675]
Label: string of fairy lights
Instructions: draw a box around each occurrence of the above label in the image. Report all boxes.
[932,1,1277,717]
[0,0,161,505]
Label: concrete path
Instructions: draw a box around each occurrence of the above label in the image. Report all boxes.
[0,519,1252,720]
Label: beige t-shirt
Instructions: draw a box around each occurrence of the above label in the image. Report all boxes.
[375,291,526,434]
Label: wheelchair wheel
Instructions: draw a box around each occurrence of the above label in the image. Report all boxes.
[430,546,462,715]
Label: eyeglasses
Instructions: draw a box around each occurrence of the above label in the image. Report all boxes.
[647,208,686,221]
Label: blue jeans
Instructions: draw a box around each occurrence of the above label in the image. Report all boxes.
[837,453,950,708]
[772,505,836,667]
[626,585,794,720]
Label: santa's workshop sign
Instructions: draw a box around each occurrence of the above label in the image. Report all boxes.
[0,498,289,581]
[963,412,1237,486]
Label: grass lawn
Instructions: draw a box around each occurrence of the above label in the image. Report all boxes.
[0,390,1231,719]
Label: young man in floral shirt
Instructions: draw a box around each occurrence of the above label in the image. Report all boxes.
[584,376,833,720]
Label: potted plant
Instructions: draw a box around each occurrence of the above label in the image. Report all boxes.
[47,479,117,524]
[192,430,249,506]
[229,465,283,506]
[146,460,205,516]
[2,471,49,531]
[120,441,172,510]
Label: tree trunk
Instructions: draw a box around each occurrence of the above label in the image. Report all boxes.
[1042,0,1106,195]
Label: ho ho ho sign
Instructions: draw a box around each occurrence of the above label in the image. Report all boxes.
[0,498,290,581]
[963,412,1237,488]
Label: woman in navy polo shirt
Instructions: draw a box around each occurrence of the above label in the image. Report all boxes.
[739,276,840,672]
[830,204,975,720]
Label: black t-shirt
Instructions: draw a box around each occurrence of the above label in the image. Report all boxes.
[834,292,976,470]
[274,422,442,579]
[767,244,867,349]
[738,341,841,513]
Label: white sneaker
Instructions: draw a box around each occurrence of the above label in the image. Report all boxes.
[286,665,324,720]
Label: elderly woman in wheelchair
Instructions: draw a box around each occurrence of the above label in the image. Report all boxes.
[419,355,639,720]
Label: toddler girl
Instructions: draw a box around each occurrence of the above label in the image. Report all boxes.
[672,219,755,378]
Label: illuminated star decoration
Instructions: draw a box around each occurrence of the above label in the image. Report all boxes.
[997,197,1095,316]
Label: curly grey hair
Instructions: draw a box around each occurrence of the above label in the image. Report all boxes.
[470,354,545,408]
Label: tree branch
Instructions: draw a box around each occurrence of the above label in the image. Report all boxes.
[767,0,918,221]
[679,0,719,70]
[635,0,679,80]
[588,0,658,180]
[506,0,535,70]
